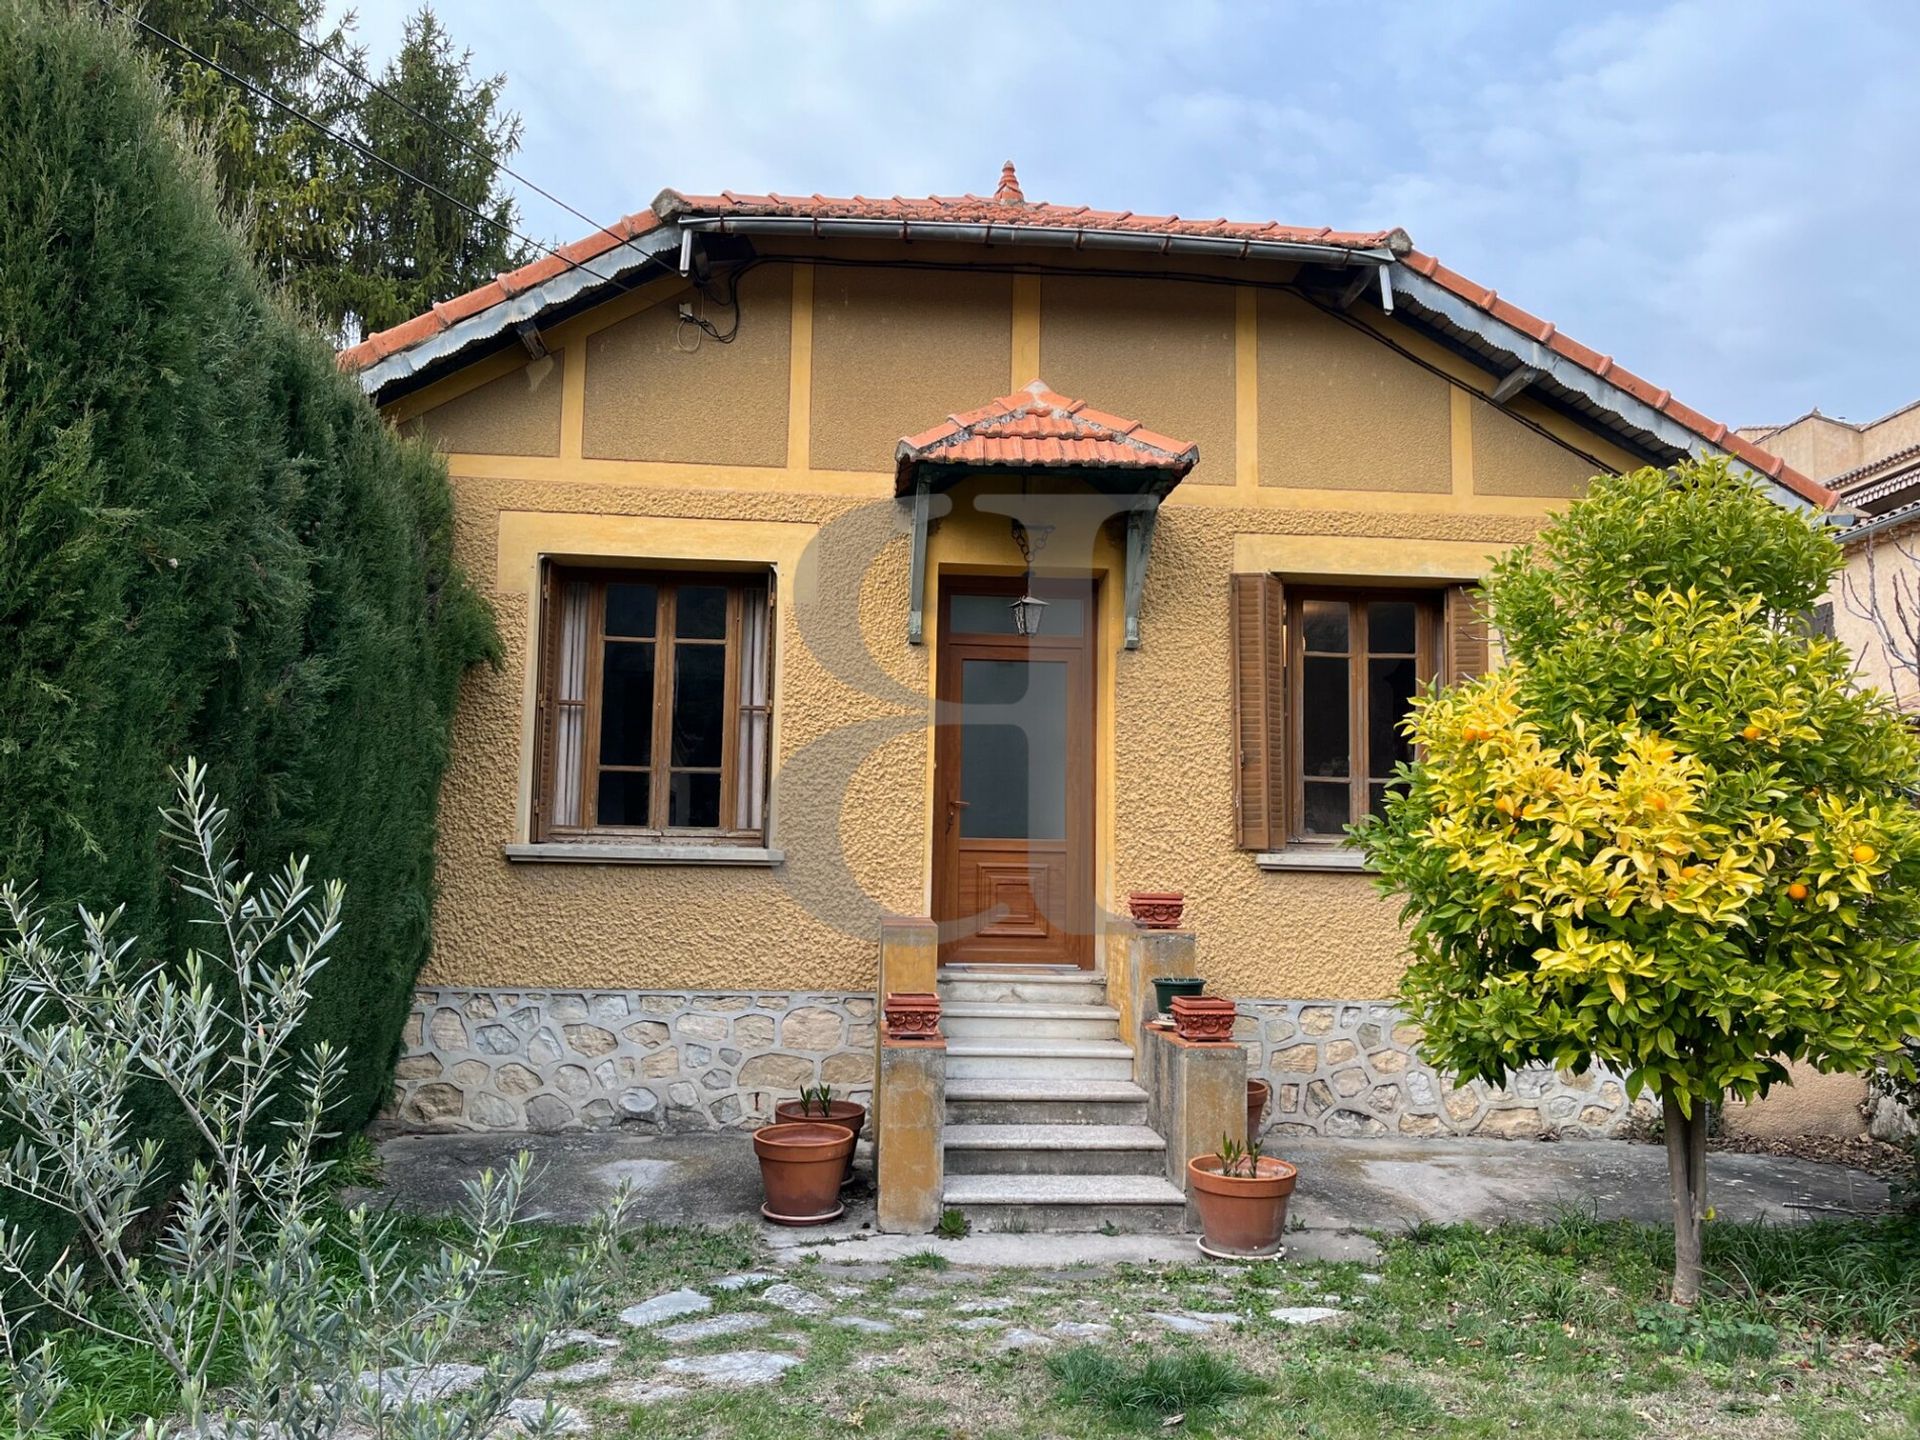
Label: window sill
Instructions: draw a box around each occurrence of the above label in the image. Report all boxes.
[503,842,784,867]
[1254,848,1374,874]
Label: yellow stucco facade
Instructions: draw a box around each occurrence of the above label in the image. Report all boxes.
[393,246,1650,1002]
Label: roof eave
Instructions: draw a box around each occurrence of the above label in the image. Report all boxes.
[1387,264,1828,513]
[352,226,684,402]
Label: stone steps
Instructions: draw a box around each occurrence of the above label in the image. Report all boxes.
[943,1123,1165,1175]
[940,1001,1121,1042]
[937,967,1109,1007]
[943,1038,1136,1082]
[944,1078,1151,1127]
[941,1174,1188,1233]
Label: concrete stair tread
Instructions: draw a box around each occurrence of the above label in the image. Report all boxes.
[944,1039,1133,1059]
[945,1123,1164,1152]
[944,1174,1186,1206]
[941,1002,1119,1020]
[946,1078,1148,1102]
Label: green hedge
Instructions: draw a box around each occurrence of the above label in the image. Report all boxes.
[0,0,497,1176]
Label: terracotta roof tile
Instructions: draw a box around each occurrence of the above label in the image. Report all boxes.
[337,171,1824,506]
[894,380,1198,492]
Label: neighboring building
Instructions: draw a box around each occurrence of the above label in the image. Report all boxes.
[342,166,1824,1223]
[1725,402,1920,1142]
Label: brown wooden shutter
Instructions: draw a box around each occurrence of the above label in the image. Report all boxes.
[1443,584,1489,682]
[529,562,559,842]
[1230,573,1287,850]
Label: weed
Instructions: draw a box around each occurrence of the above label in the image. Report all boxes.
[896,1249,951,1272]
[935,1208,971,1240]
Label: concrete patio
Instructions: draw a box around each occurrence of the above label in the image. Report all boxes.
[350,1130,1894,1268]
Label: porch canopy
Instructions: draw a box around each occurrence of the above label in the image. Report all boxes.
[894,381,1199,648]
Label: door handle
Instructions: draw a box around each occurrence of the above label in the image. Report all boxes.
[945,797,970,832]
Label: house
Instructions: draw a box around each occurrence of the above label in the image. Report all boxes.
[346,166,1825,1228]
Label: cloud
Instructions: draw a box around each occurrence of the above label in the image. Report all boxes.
[332,0,1919,427]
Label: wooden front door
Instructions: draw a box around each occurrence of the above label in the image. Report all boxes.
[933,577,1095,967]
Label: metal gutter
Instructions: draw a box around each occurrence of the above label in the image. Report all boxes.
[355,227,684,398]
[1386,264,1819,514]
[676,214,1401,268]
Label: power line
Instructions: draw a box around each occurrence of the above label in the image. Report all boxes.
[106,3,663,310]
[226,0,632,255]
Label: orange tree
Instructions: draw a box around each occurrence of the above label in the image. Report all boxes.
[1357,460,1920,1304]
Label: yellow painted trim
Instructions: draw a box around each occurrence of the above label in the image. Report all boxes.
[560,346,585,463]
[495,510,820,843]
[1235,287,1259,489]
[1232,532,1513,581]
[382,345,540,427]
[1012,275,1042,391]
[1450,388,1474,496]
[787,263,814,472]
[537,269,694,351]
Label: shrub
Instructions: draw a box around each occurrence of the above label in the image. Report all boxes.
[0,0,496,1241]
[1359,461,1920,1303]
[0,763,628,1438]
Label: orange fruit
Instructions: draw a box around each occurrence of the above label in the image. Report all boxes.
[1741,725,1761,742]
[1853,844,1878,864]
[1648,794,1668,812]
[1494,796,1514,816]
[1787,882,1809,901]
[1680,865,1699,879]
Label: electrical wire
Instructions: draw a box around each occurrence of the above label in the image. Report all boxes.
[106,2,663,307]
[226,0,634,257]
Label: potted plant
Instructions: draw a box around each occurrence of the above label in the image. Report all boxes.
[1151,975,1206,1021]
[1247,1077,1271,1138]
[775,1084,867,1184]
[753,1120,855,1226]
[1188,1135,1296,1260]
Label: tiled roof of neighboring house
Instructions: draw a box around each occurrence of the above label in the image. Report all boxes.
[895,381,1198,494]
[338,163,1826,507]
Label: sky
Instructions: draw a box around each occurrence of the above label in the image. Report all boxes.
[335,0,1920,431]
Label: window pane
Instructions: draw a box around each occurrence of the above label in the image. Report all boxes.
[672,644,727,767]
[605,582,656,638]
[676,585,728,639]
[1302,600,1349,653]
[1303,780,1351,835]
[599,641,654,765]
[1301,656,1350,777]
[669,771,721,828]
[1370,781,1397,819]
[1367,656,1417,777]
[596,770,650,826]
[950,593,1084,637]
[1368,600,1417,654]
[959,659,1068,840]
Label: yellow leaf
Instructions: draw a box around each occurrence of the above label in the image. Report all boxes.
[1606,973,1628,1005]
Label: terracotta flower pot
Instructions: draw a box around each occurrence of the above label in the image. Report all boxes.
[1188,1153,1297,1259]
[1247,1078,1271,1139]
[1128,890,1186,929]
[1151,975,1205,1019]
[775,1099,867,1184]
[754,1121,855,1226]
[1170,994,1237,1044]
[882,991,942,1040]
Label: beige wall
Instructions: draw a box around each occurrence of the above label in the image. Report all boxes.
[1739,400,1920,483]
[400,251,1658,1003]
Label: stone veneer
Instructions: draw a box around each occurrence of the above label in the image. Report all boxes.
[384,988,874,1133]
[1238,999,1649,1139]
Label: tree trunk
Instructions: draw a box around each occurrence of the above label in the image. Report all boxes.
[1663,1092,1709,1306]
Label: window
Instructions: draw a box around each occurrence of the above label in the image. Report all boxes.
[1231,575,1483,853]
[1292,592,1436,839]
[536,567,772,842]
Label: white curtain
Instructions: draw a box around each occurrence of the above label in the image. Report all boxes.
[734,581,772,832]
[550,579,590,828]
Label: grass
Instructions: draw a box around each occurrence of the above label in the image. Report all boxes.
[1048,1345,1264,1427]
[15,1201,1920,1440]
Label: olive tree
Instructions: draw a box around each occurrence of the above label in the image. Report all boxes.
[1358,460,1920,1304]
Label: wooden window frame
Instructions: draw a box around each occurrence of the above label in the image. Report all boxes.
[533,565,770,845]
[1285,587,1439,847]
